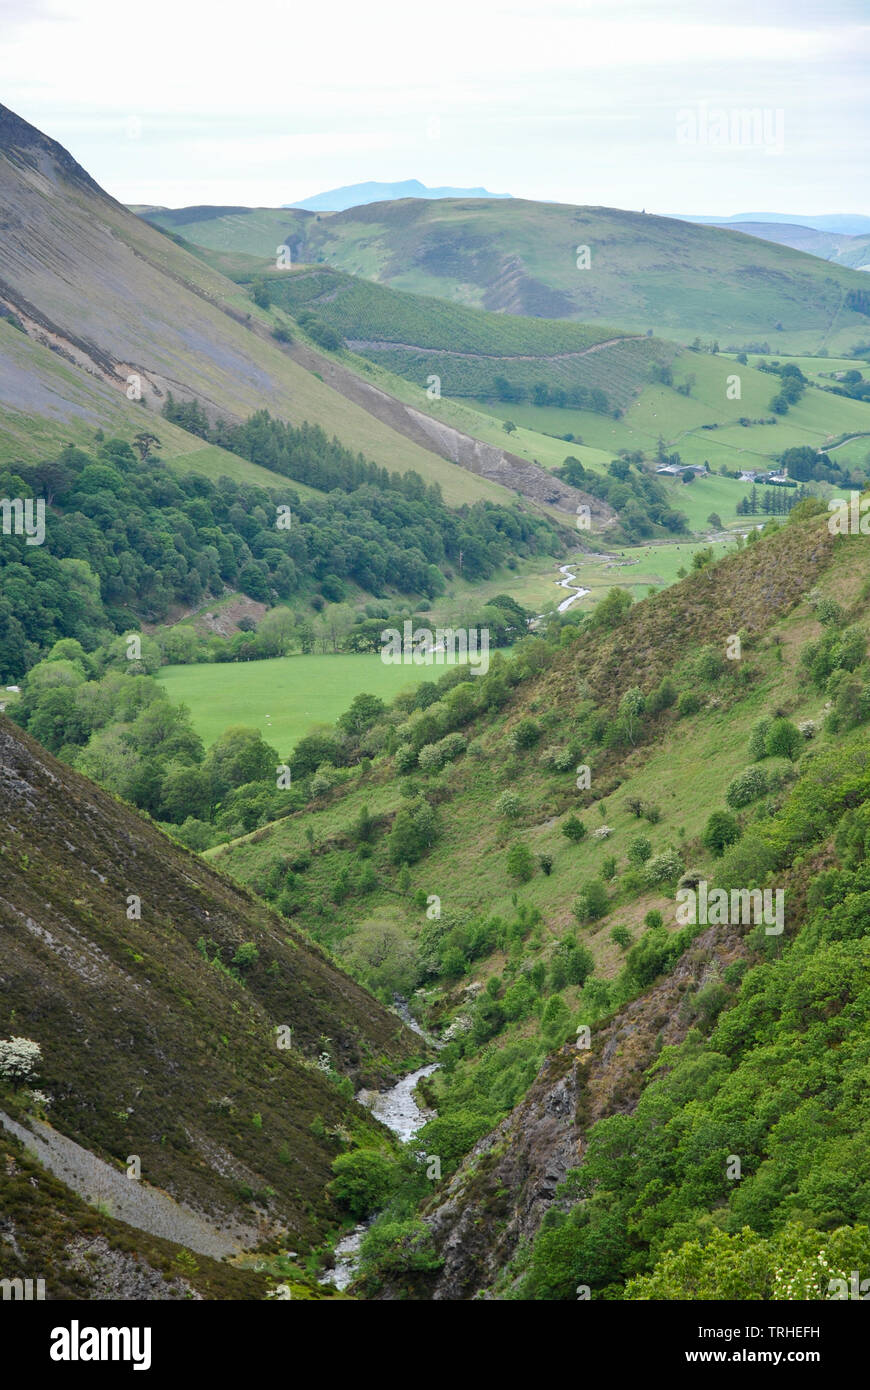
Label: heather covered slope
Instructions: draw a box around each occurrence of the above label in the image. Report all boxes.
[0,716,422,1255]
[0,1127,268,1299]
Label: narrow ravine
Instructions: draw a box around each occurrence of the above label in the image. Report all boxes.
[320,1005,441,1291]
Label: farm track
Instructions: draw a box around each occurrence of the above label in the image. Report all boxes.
[343,334,642,362]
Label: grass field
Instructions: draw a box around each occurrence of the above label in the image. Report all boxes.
[157,651,488,751]
[471,347,870,477]
[566,538,734,598]
[157,541,737,752]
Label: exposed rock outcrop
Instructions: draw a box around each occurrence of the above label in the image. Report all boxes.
[403,923,748,1300]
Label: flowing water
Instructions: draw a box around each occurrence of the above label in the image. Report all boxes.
[320,1006,440,1291]
[555,562,590,612]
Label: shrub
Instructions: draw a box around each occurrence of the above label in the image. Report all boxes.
[416,1110,491,1169]
[562,814,587,843]
[835,625,867,671]
[610,924,632,950]
[726,765,769,808]
[684,645,726,684]
[589,587,632,631]
[565,942,595,985]
[231,942,259,970]
[511,718,543,750]
[814,597,844,627]
[627,834,652,865]
[643,848,683,887]
[495,789,523,819]
[0,1037,41,1082]
[417,742,445,774]
[540,745,575,772]
[765,717,802,761]
[573,878,609,922]
[310,764,340,796]
[627,926,683,988]
[701,810,741,857]
[437,732,467,763]
[328,1149,399,1219]
[394,744,418,773]
[388,799,438,865]
[748,718,771,761]
[506,842,536,883]
[647,677,677,714]
[677,690,701,716]
[827,678,870,733]
[359,1219,443,1279]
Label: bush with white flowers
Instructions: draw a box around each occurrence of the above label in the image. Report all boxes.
[0,1037,42,1082]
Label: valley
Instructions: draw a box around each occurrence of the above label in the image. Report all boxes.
[1,29,869,1334]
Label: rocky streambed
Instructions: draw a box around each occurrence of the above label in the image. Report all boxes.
[320,1006,440,1291]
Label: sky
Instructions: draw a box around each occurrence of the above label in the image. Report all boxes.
[2,0,868,214]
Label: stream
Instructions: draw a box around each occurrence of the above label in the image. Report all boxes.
[555,562,590,612]
[319,1003,441,1291]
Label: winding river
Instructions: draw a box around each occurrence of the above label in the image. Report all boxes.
[555,562,590,613]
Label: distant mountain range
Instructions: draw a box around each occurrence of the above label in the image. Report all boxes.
[680,212,870,236]
[671,213,870,271]
[286,178,512,211]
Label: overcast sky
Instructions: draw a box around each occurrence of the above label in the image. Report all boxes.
[2,0,867,213]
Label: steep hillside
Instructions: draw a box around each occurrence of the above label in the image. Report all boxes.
[0,715,423,1261]
[0,1126,268,1299]
[198,507,870,1297]
[0,105,532,510]
[144,198,870,352]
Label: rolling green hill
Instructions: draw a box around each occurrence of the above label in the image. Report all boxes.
[143,197,870,354]
[134,246,868,497]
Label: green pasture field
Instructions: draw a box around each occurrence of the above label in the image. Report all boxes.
[157,650,489,751]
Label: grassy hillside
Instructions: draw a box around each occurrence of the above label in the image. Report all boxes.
[469,344,870,498]
[0,106,518,509]
[142,250,868,498]
[250,265,669,409]
[144,198,870,353]
[208,517,836,963]
[197,506,870,1298]
[719,221,870,271]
